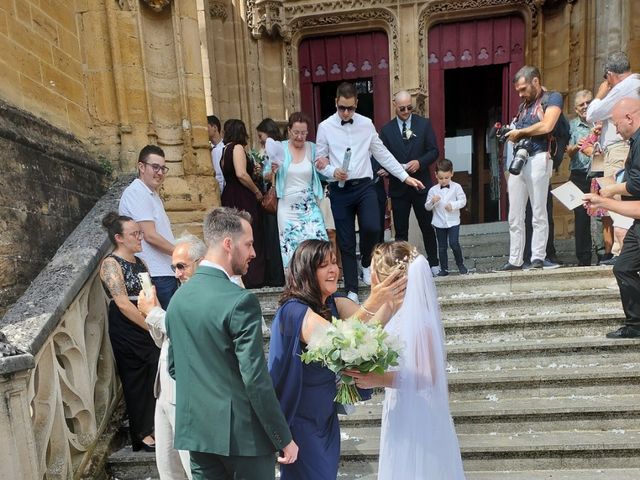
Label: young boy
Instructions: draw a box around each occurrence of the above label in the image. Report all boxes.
[425,159,468,276]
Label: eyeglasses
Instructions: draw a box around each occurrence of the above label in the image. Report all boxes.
[398,105,414,112]
[291,130,308,137]
[337,105,356,112]
[576,101,591,108]
[143,162,169,174]
[171,260,197,272]
[123,230,143,238]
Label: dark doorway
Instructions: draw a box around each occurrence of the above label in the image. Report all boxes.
[444,64,503,224]
[316,79,375,122]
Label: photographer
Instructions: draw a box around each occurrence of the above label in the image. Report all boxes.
[499,66,563,270]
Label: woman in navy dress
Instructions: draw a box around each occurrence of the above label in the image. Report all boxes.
[268,239,406,479]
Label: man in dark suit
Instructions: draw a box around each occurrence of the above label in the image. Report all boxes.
[379,90,440,272]
[166,207,298,479]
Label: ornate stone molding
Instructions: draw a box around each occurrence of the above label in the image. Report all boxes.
[417,0,541,93]
[117,0,136,10]
[286,8,400,80]
[141,0,172,13]
[209,0,228,21]
[247,0,289,39]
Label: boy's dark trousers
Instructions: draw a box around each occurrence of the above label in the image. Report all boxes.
[435,225,464,272]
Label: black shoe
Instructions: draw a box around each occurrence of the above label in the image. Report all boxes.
[458,265,469,275]
[497,262,521,271]
[530,259,544,269]
[599,256,617,266]
[598,253,614,265]
[437,269,449,277]
[606,326,640,339]
[132,441,156,453]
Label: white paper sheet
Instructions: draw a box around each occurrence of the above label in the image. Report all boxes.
[551,181,585,210]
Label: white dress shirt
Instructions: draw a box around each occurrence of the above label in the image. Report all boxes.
[586,73,640,148]
[211,141,225,192]
[425,181,466,228]
[316,112,409,183]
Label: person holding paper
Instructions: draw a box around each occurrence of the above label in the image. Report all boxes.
[315,82,425,303]
[100,212,159,452]
[264,112,327,267]
[567,90,597,266]
[586,97,640,339]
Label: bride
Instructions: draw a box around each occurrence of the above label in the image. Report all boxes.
[348,241,465,479]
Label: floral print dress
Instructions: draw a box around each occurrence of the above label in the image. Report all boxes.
[277,154,328,266]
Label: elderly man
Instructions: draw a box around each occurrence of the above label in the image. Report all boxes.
[379,90,440,274]
[138,233,207,479]
[586,51,640,261]
[567,89,597,265]
[585,98,640,338]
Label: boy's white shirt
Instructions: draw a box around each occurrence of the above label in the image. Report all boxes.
[425,180,467,228]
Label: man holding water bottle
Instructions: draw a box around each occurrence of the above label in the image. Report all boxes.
[315,82,424,302]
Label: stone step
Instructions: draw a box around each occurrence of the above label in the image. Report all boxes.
[447,363,640,400]
[340,427,640,470]
[336,463,640,480]
[443,311,625,340]
[446,336,640,371]
[340,393,640,433]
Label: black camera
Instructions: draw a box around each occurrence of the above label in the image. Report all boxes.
[491,122,533,176]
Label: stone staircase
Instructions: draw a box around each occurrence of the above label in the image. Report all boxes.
[107,232,640,479]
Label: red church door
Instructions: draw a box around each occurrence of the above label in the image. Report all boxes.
[298,31,391,140]
[428,16,525,223]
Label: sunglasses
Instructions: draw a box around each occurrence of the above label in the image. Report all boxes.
[337,105,356,112]
[398,105,414,112]
[171,261,196,272]
[143,162,169,174]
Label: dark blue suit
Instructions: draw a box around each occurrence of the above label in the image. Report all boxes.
[379,114,439,266]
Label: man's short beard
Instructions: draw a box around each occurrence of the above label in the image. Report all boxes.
[230,248,249,276]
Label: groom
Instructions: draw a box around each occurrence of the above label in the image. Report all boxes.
[166,207,297,479]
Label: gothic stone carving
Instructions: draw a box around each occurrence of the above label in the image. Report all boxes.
[247,0,289,39]
[286,8,400,81]
[417,0,542,93]
[209,0,228,21]
[141,0,172,13]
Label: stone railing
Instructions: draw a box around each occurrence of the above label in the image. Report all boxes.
[0,176,133,479]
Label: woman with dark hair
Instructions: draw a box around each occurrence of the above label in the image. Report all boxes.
[220,118,265,287]
[256,118,286,287]
[268,239,406,479]
[264,112,327,267]
[100,212,160,452]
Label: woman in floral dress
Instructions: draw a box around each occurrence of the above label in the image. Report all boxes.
[265,112,328,267]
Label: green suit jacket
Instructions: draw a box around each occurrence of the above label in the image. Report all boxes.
[166,265,292,455]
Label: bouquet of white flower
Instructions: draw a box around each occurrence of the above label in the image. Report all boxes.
[300,317,402,404]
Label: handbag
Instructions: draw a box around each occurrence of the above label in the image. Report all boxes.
[261,184,278,214]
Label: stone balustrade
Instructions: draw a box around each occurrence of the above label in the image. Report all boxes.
[0,176,133,479]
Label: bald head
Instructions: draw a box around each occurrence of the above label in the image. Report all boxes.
[611,97,640,140]
[393,90,414,121]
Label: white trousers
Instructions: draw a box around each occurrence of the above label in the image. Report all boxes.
[507,151,552,266]
[155,393,191,480]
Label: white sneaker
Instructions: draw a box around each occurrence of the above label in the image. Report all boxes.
[430,265,441,276]
[361,266,371,285]
[346,291,360,304]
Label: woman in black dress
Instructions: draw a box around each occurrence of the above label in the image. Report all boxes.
[100,212,160,452]
[220,119,265,287]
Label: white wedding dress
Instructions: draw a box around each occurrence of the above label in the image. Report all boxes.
[378,255,465,479]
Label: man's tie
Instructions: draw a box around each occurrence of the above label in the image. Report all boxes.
[341,119,353,126]
[402,121,407,138]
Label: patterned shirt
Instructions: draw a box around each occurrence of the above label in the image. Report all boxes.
[569,116,592,172]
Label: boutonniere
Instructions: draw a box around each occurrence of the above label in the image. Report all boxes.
[404,128,416,140]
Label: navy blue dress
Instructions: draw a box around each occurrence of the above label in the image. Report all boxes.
[268,298,340,480]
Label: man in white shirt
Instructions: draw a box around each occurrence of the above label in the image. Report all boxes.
[138,233,206,480]
[316,82,424,302]
[586,51,640,261]
[208,115,225,193]
[119,145,177,309]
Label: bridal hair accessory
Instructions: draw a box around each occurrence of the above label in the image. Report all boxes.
[393,247,419,272]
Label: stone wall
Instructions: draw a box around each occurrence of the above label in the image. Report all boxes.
[0,102,109,317]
